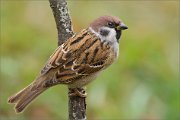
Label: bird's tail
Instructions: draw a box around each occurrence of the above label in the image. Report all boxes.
[8,78,47,113]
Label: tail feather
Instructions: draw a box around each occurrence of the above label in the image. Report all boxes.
[8,84,32,103]
[8,81,47,113]
[14,89,45,113]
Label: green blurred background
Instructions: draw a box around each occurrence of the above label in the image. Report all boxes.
[0,0,179,120]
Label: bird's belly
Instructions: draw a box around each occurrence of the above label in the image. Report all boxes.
[68,72,99,88]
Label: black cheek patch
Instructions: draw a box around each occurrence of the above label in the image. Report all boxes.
[100,29,109,37]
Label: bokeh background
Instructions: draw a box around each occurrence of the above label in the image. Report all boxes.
[0,0,179,120]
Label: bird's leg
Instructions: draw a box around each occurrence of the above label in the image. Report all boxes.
[68,88,87,97]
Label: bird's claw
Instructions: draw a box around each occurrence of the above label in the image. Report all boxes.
[68,88,87,97]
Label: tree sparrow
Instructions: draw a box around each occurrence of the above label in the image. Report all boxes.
[8,15,128,113]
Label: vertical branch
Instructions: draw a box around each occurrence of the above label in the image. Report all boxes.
[48,0,87,120]
[49,0,73,45]
[68,88,87,120]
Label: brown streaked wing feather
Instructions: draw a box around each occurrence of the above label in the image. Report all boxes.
[40,46,62,74]
[54,37,110,84]
[40,29,90,75]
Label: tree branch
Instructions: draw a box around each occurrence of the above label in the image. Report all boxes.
[49,0,73,45]
[68,88,87,120]
[48,0,87,120]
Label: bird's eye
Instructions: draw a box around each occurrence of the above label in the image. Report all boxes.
[108,22,114,28]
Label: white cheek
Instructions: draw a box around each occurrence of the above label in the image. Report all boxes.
[99,27,117,43]
[89,27,117,43]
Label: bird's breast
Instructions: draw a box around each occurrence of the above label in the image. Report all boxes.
[105,42,119,65]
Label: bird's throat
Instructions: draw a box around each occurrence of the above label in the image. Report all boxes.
[116,30,121,42]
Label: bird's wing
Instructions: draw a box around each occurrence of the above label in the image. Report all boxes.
[40,29,111,85]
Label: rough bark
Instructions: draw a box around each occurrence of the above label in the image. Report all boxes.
[48,0,87,120]
[49,0,73,45]
[68,88,87,120]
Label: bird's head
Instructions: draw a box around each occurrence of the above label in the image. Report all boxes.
[89,15,128,42]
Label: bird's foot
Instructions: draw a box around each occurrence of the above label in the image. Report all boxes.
[68,88,87,97]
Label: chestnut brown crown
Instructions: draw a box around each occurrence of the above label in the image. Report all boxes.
[90,15,128,32]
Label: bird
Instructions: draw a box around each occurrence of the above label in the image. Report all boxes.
[8,15,128,113]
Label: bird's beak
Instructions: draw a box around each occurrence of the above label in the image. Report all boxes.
[116,23,128,30]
